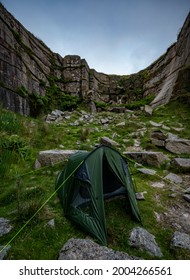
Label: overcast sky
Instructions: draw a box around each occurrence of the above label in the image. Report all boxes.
[1,0,190,74]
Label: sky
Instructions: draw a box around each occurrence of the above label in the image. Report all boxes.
[1,0,190,75]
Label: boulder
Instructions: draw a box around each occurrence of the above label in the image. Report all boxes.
[144,105,153,115]
[150,130,167,147]
[129,227,163,257]
[151,182,165,188]
[0,217,13,237]
[137,168,157,176]
[101,118,109,125]
[124,151,169,167]
[164,173,183,184]
[0,245,11,260]
[58,238,139,260]
[149,121,162,127]
[171,158,190,172]
[34,149,80,168]
[165,139,190,154]
[151,138,165,147]
[116,121,126,127]
[171,231,190,251]
[46,109,64,123]
[100,136,119,147]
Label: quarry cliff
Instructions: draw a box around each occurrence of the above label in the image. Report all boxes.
[0,3,189,116]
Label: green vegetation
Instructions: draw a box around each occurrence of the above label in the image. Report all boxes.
[125,95,154,110]
[0,100,190,259]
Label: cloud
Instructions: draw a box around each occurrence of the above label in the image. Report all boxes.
[2,0,190,74]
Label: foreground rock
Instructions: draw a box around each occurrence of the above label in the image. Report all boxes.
[58,238,139,260]
[129,227,163,257]
[0,245,11,260]
[124,151,169,167]
[0,217,13,237]
[171,231,190,251]
[34,150,80,168]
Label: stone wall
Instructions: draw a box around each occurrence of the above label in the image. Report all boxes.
[0,3,190,116]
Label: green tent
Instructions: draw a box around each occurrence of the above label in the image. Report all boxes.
[56,145,141,245]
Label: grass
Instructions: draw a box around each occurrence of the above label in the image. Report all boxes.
[0,100,190,259]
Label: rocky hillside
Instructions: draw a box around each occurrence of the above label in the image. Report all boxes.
[0,3,190,116]
[1,100,190,259]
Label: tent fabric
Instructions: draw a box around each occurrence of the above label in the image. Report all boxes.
[56,145,141,245]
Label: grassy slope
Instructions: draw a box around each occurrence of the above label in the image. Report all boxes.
[0,101,190,260]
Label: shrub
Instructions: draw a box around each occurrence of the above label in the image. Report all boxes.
[0,135,30,159]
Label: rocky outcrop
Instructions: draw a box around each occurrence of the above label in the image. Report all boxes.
[148,12,190,108]
[0,3,142,116]
[0,3,190,116]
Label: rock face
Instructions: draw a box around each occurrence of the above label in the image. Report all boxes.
[149,12,190,108]
[58,238,139,260]
[0,3,190,115]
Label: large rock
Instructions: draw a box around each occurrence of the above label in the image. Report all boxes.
[100,136,119,147]
[0,245,11,260]
[0,217,13,237]
[34,150,80,168]
[165,139,190,154]
[171,158,190,172]
[124,151,169,167]
[150,130,167,147]
[58,238,139,260]
[171,231,190,251]
[129,227,163,257]
[164,173,183,184]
